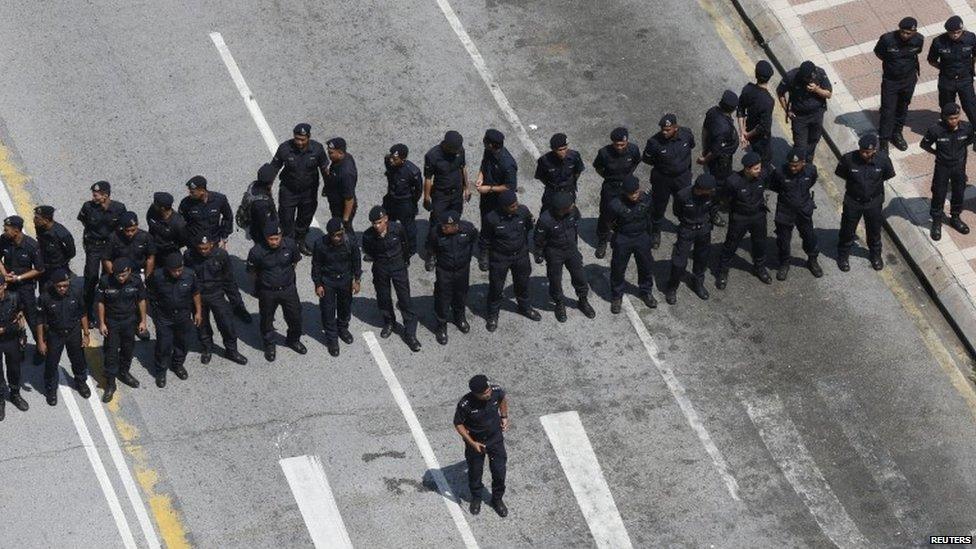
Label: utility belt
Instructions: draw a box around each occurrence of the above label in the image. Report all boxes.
[83,238,108,251]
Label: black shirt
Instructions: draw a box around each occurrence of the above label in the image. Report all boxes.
[834,151,896,205]
[323,154,358,202]
[362,221,410,272]
[592,143,641,183]
[480,206,534,258]
[96,274,147,321]
[183,247,235,296]
[103,229,156,268]
[776,66,832,115]
[609,193,653,237]
[39,285,86,331]
[642,127,696,175]
[311,234,362,287]
[920,120,975,166]
[271,139,329,193]
[424,145,466,196]
[479,147,518,212]
[384,158,423,203]
[427,220,478,271]
[673,186,715,226]
[534,207,582,255]
[453,384,506,442]
[0,292,22,337]
[737,83,775,139]
[770,164,818,222]
[149,268,198,317]
[874,31,924,81]
[77,200,127,245]
[534,150,585,195]
[145,207,188,257]
[178,191,234,242]
[702,106,739,157]
[246,239,301,290]
[247,185,277,242]
[721,169,770,217]
[37,222,76,271]
[928,31,976,82]
[0,235,44,288]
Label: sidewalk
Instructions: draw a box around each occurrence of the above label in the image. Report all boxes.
[735,0,976,354]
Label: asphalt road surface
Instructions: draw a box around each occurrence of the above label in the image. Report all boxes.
[0,0,975,547]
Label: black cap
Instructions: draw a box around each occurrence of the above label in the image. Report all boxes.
[549,133,568,149]
[114,257,135,273]
[91,181,111,193]
[163,253,183,270]
[263,220,281,238]
[755,60,774,79]
[621,175,640,193]
[858,133,879,151]
[742,152,762,167]
[3,216,23,230]
[694,173,717,191]
[257,163,277,184]
[193,233,212,246]
[49,269,70,284]
[293,123,311,136]
[118,211,138,228]
[468,374,489,393]
[438,210,460,225]
[787,145,807,163]
[153,192,174,209]
[610,127,629,141]
[326,137,347,151]
[499,190,517,207]
[186,175,207,190]
[368,205,387,222]
[33,205,55,219]
[659,113,677,128]
[899,17,917,31]
[943,102,962,116]
[798,60,817,81]
[326,218,344,234]
[389,143,409,159]
[946,15,963,31]
[720,90,739,108]
[551,192,574,210]
[483,128,505,146]
[443,130,463,149]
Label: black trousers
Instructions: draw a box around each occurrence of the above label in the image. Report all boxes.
[430,192,463,223]
[791,111,825,162]
[718,212,767,273]
[487,253,531,317]
[0,337,22,395]
[318,283,352,345]
[938,77,976,125]
[669,223,711,288]
[596,180,623,242]
[610,232,654,299]
[198,292,238,353]
[650,170,692,233]
[153,313,189,375]
[278,186,318,241]
[385,198,418,256]
[44,326,87,391]
[83,242,106,315]
[12,284,38,338]
[258,286,303,346]
[103,318,136,379]
[879,77,917,140]
[465,437,506,501]
[434,266,470,324]
[931,162,968,219]
[544,249,588,304]
[748,135,772,164]
[775,215,819,263]
[373,266,417,339]
[838,197,883,258]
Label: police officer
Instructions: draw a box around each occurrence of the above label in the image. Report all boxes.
[427,210,477,345]
[454,374,509,517]
[34,205,76,284]
[716,152,772,289]
[269,123,330,252]
[311,218,362,357]
[149,253,202,388]
[183,235,248,365]
[96,257,147,403]
[476,129,517,225]
[246,221,305,362]
[533,192,595,322]
[777,60,833,162]
[384,144,423,259]
[102,211,155,278]
[874,17,924,152]
[0,277,26,418]
[78,180,127,317]
[37,269,91,405]
[770,146,823,280]
[362,206,421,352]
[323,137,358,240]
[836,133,896,271]
[423,130,470,221]
[608,175,656,313]
[0,215,44,364]
[146,192,187,260]
[593,127,642,258]
[643,113,696,249]
[920,102,974,240]
[245,163,279,243]
[534,133,585,213]
[928,16,976,127]
[699,91,740,227]
[480,190,540,331]
[737,60,776,163]
[664,174,716,305]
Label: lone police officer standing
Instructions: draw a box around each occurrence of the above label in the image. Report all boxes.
[34,206,76,283]
[608,175,656,313]
[593,127,641,259]
[0,215,44,364]
[96,257,147,403]
[78,181,126,317]
[426,210,478,345]
[874,17,923,151]
[269,124,330,254]
[454,374,509,517]
[0,277,26,418]
[149,253,202,389]
[384,144,423,259]
[664,174,717,305]
[716,152,772,289]
[920,102,974,240]
[323,138,358,238]
[534,133,585,213]
[777,60,833,162]
[770,146,823,280]
[643,114,696,249]
[836,134,896,272]
[183,235,248,365]
[533,192,595,322]
[737,61,776,163]
[146,192,187,260]
[247,221,306,362]
[37,269,91,405]
[480,190,540,332]
[928,16,976,128]
[362,206,421,352]
[424,131,470,221]
[311,218,362,357]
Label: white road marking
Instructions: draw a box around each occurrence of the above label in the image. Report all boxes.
[540,411,633,549]
[363,331,479,549]
[60,373,138,549]
[740,389,870,549]
[280,455,354,549]
[209,31,319,228]
[623,297,741,501]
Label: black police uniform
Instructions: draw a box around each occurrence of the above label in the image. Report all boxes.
[593,143,641,244]
[149,268,198,378]
[480,206,535,318]
[920,119,975,220]
[424,144,467,219]
[770,163,820,264]
[97,274,146,382]
[383,157,423,257]
[427,220,478,326]
[178,191,234,244]
[0,234,43,338]
[702,106,739,182]
[534,206,589,305]
[184,246,241,356]
[146,206,188,260]
[0,291,24,402]
[608,192,654,301]
[642,127,695,235]
[103,228,156,273]
[270,139,329,241]
[928,31,976,123]
[362,221,418,339]
[78,199,126,314]
[247,238,303,347]
[737,82,776,163]
[835,151,896,261]
[479,147,518,224]
[37,221,76,282]
[311,233,362,346]
[247,184,278,243]
[453,384,507,503]
[717,169,770,276]
[38,282,88,392]
[874,31,924,143]
[668,186,715,292]
[777,66,833,162]
[323,154,358,232]
[534,149,584,211]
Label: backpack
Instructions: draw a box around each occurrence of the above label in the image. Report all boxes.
[236,182,270,234]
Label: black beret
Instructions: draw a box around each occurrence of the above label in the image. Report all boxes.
[3,216,23,230]
[368,205,387,222]
[33,205,55,219]
[114,257,135,273]
[49,269,70,284]
[153,192,174,209]
[659,113,677,128]
[263,220,281,238]
[91,180,111,193]
[787,145,807,163]
[549,133,568,149]
[621,175,640,193]
[899,17,917,31]
[293,123,311,136]
[257,163,277,184]
[443,130,463,149]
[483,128,505,146]
[118,211,138,228]
[438,209,460,225]
[389,143,409,159]
[694,173,717,191]
[186,175,207,190]
[163,252,183,270]
[326,137,347,151]
[326,218,344,234]
[610,127,629,141]
[498,190,517,207]
[755,60,774,79]
[720,90,739,108]
[858,133,879,150]
[943,102,962,116]
[742,152,762,167]
[193,233,213,246]
[468,374,489,393]
[551,192,574,210]
[946,15,963,32]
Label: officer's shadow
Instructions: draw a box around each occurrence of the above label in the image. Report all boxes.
[421,460,476,503]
